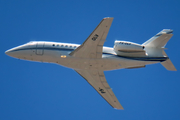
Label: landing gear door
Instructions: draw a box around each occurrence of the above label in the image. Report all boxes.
[36,42,44,55]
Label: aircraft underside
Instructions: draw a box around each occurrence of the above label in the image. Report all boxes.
[5,17,176,110]
[15,50,159,71]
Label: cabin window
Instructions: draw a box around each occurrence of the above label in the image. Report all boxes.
[65,45,68,47]
[74,46,76,48]
[61,45,64,47]
[70,46,72,48]
[52,44,55,46]
[57,44,59,47]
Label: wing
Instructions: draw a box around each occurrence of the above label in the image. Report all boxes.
[75,69,124,110]
[70,17,113,58]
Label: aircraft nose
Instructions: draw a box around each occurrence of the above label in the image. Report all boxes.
[5,49,14,56]
[5,50,8,54]
[5,44,29,58]
[5,45,22,57]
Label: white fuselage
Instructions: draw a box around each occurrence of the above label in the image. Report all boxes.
[5,41,166,71]
[5,17,176,110]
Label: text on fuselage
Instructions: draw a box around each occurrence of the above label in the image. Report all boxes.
[119,42,131,45]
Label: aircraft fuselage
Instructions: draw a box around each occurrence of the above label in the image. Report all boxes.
[5,41,164,71]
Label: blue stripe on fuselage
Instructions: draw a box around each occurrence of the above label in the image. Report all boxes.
[10,47,168,62]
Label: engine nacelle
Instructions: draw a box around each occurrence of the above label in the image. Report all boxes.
[114,40,146,57]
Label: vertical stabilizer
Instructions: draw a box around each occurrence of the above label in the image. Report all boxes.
[142,29,173,48]
[142,29,174,57]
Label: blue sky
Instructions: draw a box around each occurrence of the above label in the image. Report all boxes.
[1,0,180,120]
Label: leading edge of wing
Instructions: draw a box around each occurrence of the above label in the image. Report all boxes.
[84,17,113,42]
[70,17,114,58]
[75,69,124,110]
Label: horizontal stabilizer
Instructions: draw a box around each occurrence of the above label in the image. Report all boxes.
[161,59,177,71]
[161,50,177,71]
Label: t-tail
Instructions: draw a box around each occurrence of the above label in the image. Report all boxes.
[142,29,177,71]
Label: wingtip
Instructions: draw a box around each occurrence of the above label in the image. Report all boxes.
[114,107,124,110]
[104,17,114,19]
[114,105,124,110]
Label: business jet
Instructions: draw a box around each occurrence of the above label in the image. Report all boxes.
[5,17,177,110]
